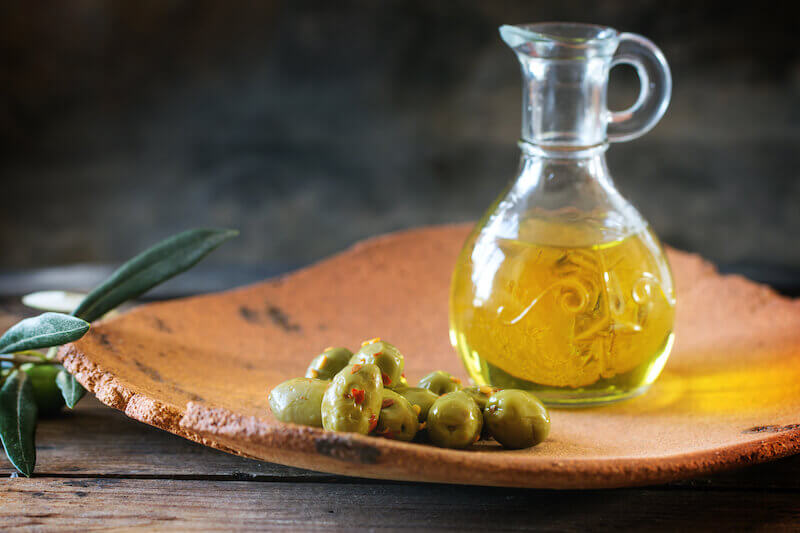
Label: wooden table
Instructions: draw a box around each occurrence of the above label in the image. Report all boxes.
[2,395,800,530]
[2,283,800,531]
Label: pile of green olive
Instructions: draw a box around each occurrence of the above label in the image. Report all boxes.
[268,339,550,449]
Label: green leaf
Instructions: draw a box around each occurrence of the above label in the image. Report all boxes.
[72,228,238,322]
[0,313,90,354]
[55,369,86,408]
[0,370,38,477]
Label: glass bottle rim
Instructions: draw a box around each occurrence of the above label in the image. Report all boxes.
[500,22,620,58]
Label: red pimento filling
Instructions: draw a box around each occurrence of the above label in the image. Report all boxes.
[381,398,395,408]
[376,428,395,439]
[381,373,392,386]
[350,364,363,374]
[351,388,365,405]
[368,414,378,432]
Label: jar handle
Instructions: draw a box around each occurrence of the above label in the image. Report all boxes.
[607,33,672,143]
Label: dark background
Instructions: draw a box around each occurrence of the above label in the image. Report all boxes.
[1,1,798,285]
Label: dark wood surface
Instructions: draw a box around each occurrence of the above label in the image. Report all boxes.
[1,396,800,531]
[2,295,800,530]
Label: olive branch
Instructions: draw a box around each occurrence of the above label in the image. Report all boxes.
[0,228,237,476]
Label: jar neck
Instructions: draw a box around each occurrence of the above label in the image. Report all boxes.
[519,140,609,159]
[516,55,612,148]
[501,139,645,247]
[512,141,616,203]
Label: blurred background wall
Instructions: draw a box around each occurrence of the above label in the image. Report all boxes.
[1,1,798,280]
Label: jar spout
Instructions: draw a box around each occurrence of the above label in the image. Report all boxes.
[501,22,672,145]
[499,23,620,60]
[500,23,621,148]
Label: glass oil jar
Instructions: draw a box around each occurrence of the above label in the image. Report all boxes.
[449,23,676,406]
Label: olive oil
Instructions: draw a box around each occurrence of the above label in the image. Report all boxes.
[453,22,676,405]
[449,219,675,406]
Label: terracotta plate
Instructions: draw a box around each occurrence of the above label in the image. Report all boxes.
[59,225,800,489]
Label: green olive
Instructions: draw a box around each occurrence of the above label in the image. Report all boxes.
[305,347,353,380]
[462,385,502,438]
[397,387,439,422]
[22,363,65,415]
[418,370,462,396]
[462,385,501,411]
[268,378,329,427]
[21,363,65,416]
[395,374,410,390]
[321,363,383,434]
[375,389,419,442]
[484,389,550,449]
[350,340,404,389]
[426,391,482,449]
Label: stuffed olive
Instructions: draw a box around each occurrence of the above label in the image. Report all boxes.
[270,340,553,452]
[462,385,500,411]
[375,389,419,441]
[350,339,404,389]
[395,374,410,389]
[305,347,353,380]
[321,363,383,434]
[426,391,482,449]
[484,389,550,449]
[418,370,462,396]
[268,377,329,427]
[397,386,439,422]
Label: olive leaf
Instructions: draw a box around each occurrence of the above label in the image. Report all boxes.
[73,228,238,322]
[0,228,238,477]
[55,370,85,409]
[57,227,238,408]
[0,313,90,355]
[0,370,38,477]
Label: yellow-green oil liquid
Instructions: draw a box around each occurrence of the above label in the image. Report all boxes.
[449,219,676,406]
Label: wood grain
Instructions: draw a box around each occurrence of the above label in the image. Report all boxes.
[3,478,800,531]
[58,225,800,488]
